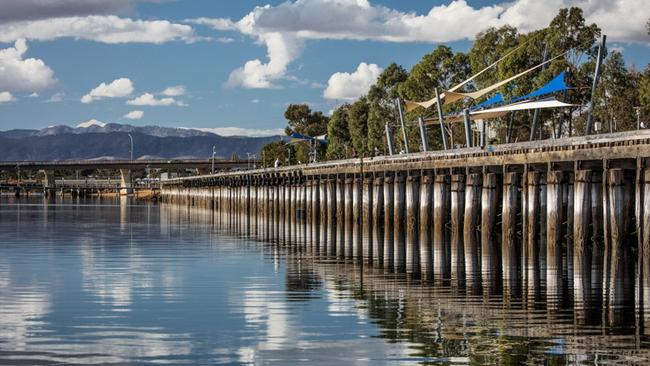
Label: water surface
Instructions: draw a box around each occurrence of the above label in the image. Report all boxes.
[0,196,648,365]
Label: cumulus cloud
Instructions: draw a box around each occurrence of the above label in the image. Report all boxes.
[127,93,186,106]
[0,91,16,103]
[161,85,185,97]
[193,127,285,137]
[0,15,197,44]
[81,77,134,103]
[324,62,382,100]
[0,0,133,23]
[0,39,56,92]
[190,0,649,89]
[124,110,144,120]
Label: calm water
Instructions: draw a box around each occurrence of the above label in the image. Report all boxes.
[1,196,649,365]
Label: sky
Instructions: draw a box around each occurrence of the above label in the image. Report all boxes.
[0,0,648,136]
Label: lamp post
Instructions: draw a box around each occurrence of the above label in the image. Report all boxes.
[211,145,216,174]
[127,133,134,161]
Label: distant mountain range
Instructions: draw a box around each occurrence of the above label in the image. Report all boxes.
[0,121,284,161]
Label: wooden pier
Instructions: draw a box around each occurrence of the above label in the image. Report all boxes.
[161,130,650,306]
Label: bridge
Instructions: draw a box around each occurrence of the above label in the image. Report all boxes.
[0,159,254,195]
[160,129,650,311]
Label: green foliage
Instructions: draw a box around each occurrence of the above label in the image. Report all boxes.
[640,67,650,111]
[259,141,296,167]
[366,64,409,154]
[326,105,351,160]
[284,104,329,137]
[593,51,639,132]
[347,98,370,157]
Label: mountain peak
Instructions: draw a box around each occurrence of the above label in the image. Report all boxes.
[77,119,107,128]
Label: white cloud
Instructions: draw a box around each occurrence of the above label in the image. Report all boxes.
[193,127,285,137]
[0,15,197,44]
[324,62,382,100]
[0,39,56,92]
[251,99,260,103]
[127,93,186,106]
[161,85,185,96]
[0,91,16,103]
[190,0,650,89]
[81,77,134,103]
[47,92,65,103]
[124,110,144,120]
[27,92,39,97]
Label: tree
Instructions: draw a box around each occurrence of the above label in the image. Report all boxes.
[283,104,329,162]
[640,68,650,111]
[326,105,351,160]
[367,63,408,155]
[260,141,296,168]
[594,51,638,132]
[284,104,329,137]
[400,45,471,150]
[347,97,370,157]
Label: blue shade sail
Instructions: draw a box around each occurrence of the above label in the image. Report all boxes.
[511,71,567,102]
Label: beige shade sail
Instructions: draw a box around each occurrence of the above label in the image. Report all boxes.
[440,52,567,106]
[424,98,574,125]
[404,40,531,112]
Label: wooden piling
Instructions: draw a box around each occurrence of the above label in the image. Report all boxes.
[546,170,564,299]
[345,176,354,258]
[394,173,406,272]
[573,170,592,313]
[383,175,395,270]
[406,174,419,274]
[450,174,465,283]
[327,177,337,255]
[481,172,501,289]
[420,173,434,277]
[464,173,482,280]
[373,176,384,266]
[362,176,374,262]
[502,172,521,295]
[336,176,346,257]
[353,175,363,259]
[433,174,450,280]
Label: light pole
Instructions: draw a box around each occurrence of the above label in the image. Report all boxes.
[211,145,216,174]
[127,133,134,161]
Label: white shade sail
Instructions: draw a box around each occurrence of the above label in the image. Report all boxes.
[424,98,574,125]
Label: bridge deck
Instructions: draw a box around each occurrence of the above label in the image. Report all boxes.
[163,130,650,185]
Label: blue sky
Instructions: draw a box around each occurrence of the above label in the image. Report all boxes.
[0,0,647,136]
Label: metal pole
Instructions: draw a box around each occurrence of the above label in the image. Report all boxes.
[435,88,448,150]
[529,46,549,141]
[506,113,514,143]
[480,120,486,149]
[395,98,409,154]
[462,109,472,148]
[385,123,395,156]
[127,133,134,161]
[418,116,429,152]
[211,146,216,174]
[586,34,607,135]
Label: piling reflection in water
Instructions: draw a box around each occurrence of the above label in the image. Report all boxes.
[162,164,650,341]
[159,198,650,364]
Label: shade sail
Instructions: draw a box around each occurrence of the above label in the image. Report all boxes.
[511,71,567,102]
[441,52,567,105]
[404,41,530,112]
[470,93,504,111]
[425,98,574,125]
